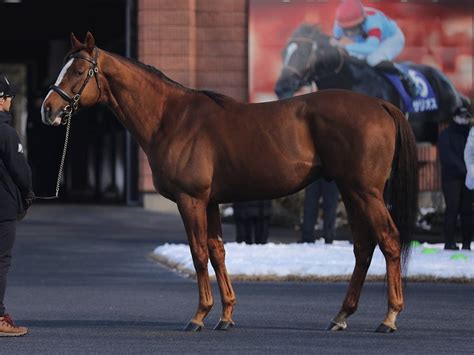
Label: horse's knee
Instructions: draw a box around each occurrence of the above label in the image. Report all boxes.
[223,296,236,308]
[393,302,404,313]
[199,300,214,314]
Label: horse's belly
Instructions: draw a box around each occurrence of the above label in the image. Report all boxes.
[211,161,322,203]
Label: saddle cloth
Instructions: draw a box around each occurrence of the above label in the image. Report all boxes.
[382,64,438,114]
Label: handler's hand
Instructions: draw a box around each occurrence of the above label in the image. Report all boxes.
[24,191,35,208]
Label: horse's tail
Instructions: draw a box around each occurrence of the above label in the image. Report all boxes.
[382,102,419,274]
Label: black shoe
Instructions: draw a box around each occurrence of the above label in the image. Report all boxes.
[444,243,459,250]
[324,239,333,244]
[462,244,471,251]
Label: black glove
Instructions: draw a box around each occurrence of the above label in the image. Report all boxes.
[24,191,35,208]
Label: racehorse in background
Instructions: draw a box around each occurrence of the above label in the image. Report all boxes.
[274,24,471,136]
[41,32,418,333]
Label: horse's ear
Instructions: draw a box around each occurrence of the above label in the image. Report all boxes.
[70,33,82,49]
[84,31,96,53]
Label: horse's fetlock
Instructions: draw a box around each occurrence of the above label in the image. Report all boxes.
[200,302,213,314]
[224,297,236,307]
[389,302,403,313]
[342,303,357,316]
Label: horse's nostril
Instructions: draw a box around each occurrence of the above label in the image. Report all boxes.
[42,103,53,124]
[44,105,52,119]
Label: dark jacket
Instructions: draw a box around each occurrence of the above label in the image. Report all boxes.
[0,111,33,220]
[438,122,470,181]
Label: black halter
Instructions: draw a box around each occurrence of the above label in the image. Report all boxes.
[49,48,101,124]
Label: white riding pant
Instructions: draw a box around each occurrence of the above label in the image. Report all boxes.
[465,126,474,190]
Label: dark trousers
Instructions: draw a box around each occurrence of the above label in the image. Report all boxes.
[301,180,339,242]
[235,217,270,244]
[0,220,16,316]
[442,179,474,246]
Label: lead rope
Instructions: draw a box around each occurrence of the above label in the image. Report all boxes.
[35,113,72,200]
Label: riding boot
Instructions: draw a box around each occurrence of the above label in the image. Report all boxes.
[453,107,472,124]
[393,63,420,98]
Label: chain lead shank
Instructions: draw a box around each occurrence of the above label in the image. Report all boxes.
[36,49,100,200]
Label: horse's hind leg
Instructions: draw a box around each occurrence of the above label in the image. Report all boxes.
[177,195,214,331]
[364,197,404,333]
[327,194,376,331]
[207,204,237,330]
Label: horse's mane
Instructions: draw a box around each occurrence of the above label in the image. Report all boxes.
[110,53,192,92]
[201,91,228,108]
[109,52,231,109]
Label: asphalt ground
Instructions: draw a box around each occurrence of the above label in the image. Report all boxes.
[2,204,473,354]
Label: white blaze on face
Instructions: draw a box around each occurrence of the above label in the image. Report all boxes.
[284,42,298,66]
[41,58,75,124]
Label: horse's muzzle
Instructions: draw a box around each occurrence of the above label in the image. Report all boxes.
[41,105,64,126]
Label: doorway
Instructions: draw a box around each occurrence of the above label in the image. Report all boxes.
[0,0,139,204]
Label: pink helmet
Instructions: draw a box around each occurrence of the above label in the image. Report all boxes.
[336,0,366,29]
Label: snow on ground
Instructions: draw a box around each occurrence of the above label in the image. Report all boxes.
[152,241,473,281]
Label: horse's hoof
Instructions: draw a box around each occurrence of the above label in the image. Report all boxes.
[183,321,204,332]
[326,320,347,331]
[214,319,235,330]
[375,323,396,333]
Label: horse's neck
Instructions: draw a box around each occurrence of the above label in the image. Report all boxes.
[100,51,186,152]
[315,62,352,90]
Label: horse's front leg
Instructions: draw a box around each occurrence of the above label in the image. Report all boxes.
[177,194,213,331]
[207,204,236,330]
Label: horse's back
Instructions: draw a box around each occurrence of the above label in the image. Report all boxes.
[153,89,399,203]
[208,90,397,202]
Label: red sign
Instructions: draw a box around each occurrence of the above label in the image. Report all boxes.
[249,0,473,103]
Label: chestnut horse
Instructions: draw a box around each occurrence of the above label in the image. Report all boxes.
[41,33,418,333]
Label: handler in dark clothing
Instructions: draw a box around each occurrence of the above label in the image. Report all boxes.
[300,180,339,244]
[0,75,34,336]
[233,200,272,244]
[438,117,474,251]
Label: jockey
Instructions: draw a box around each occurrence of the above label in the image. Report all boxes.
[333,0,419,97]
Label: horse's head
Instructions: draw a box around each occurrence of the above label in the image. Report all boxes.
[274,24,344,99]
[41,32,102,126]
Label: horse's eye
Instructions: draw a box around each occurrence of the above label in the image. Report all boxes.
[76,70,84,76]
